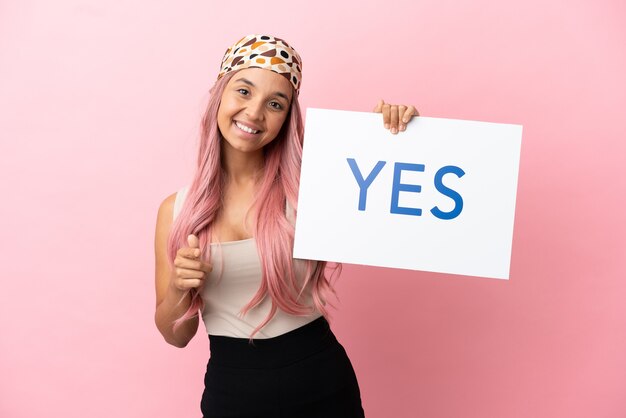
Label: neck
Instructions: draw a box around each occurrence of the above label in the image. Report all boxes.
[221,144,264,185]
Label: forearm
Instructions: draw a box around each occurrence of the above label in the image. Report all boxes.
[155,284,199,348]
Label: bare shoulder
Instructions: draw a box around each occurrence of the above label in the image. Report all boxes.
[155,192,177,252]
[155,192,178,305]
[157,192,177,226]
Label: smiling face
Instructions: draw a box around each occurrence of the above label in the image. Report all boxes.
[217,68,294,157]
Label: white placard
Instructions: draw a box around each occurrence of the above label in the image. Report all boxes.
[293,108,522,280]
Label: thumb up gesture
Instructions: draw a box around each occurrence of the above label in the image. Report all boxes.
[172,234,213,291]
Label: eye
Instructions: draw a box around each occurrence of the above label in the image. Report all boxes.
[237,88,249,95]
[269,101,283,110]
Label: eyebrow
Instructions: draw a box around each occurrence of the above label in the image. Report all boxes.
[234,77,291,102]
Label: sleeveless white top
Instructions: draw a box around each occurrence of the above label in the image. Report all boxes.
[173,185,322,338]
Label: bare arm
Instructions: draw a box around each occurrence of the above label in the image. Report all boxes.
[154,193,199,348]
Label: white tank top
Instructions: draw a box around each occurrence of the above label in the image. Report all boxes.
[173,185,322,338]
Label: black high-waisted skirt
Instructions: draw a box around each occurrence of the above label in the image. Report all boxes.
[201,316,365,418]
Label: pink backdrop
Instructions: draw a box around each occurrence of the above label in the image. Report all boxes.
[1,1,625,417]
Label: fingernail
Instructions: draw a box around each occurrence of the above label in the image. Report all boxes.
[400,124,406,131]
[194,249,200,257]
[402,118,409,123]
[391,127,397,134]
[384,123,390,129]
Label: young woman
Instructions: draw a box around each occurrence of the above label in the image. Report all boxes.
[154,34,418,418]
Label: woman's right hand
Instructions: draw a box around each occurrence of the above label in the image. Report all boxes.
[172,234,213,291]
[373,99,419,134]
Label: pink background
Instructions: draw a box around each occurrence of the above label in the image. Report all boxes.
[1,1,625,417]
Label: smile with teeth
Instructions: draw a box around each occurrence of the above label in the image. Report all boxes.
[235,121,260,134]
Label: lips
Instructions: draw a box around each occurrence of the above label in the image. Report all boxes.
[234,120,261,134]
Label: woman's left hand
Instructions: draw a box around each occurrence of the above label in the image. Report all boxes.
[373,100,419,135]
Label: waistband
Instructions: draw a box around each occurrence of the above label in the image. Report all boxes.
[208,316,337,369]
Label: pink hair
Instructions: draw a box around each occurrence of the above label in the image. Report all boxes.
[166,70,339,339]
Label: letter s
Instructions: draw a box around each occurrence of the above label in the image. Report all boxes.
[431,165,465,220]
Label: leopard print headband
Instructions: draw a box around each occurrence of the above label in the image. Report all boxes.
[217,34,303,95]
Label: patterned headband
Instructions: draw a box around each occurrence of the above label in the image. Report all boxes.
[217,34,303,95]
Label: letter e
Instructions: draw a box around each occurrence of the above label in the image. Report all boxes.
[390,162,425,216]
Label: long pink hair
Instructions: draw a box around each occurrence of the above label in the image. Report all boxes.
[166,70,339,339]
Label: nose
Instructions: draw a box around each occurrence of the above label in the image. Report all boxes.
[244,98,265,121]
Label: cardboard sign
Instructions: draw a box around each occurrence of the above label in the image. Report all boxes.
[293,108,522,280]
